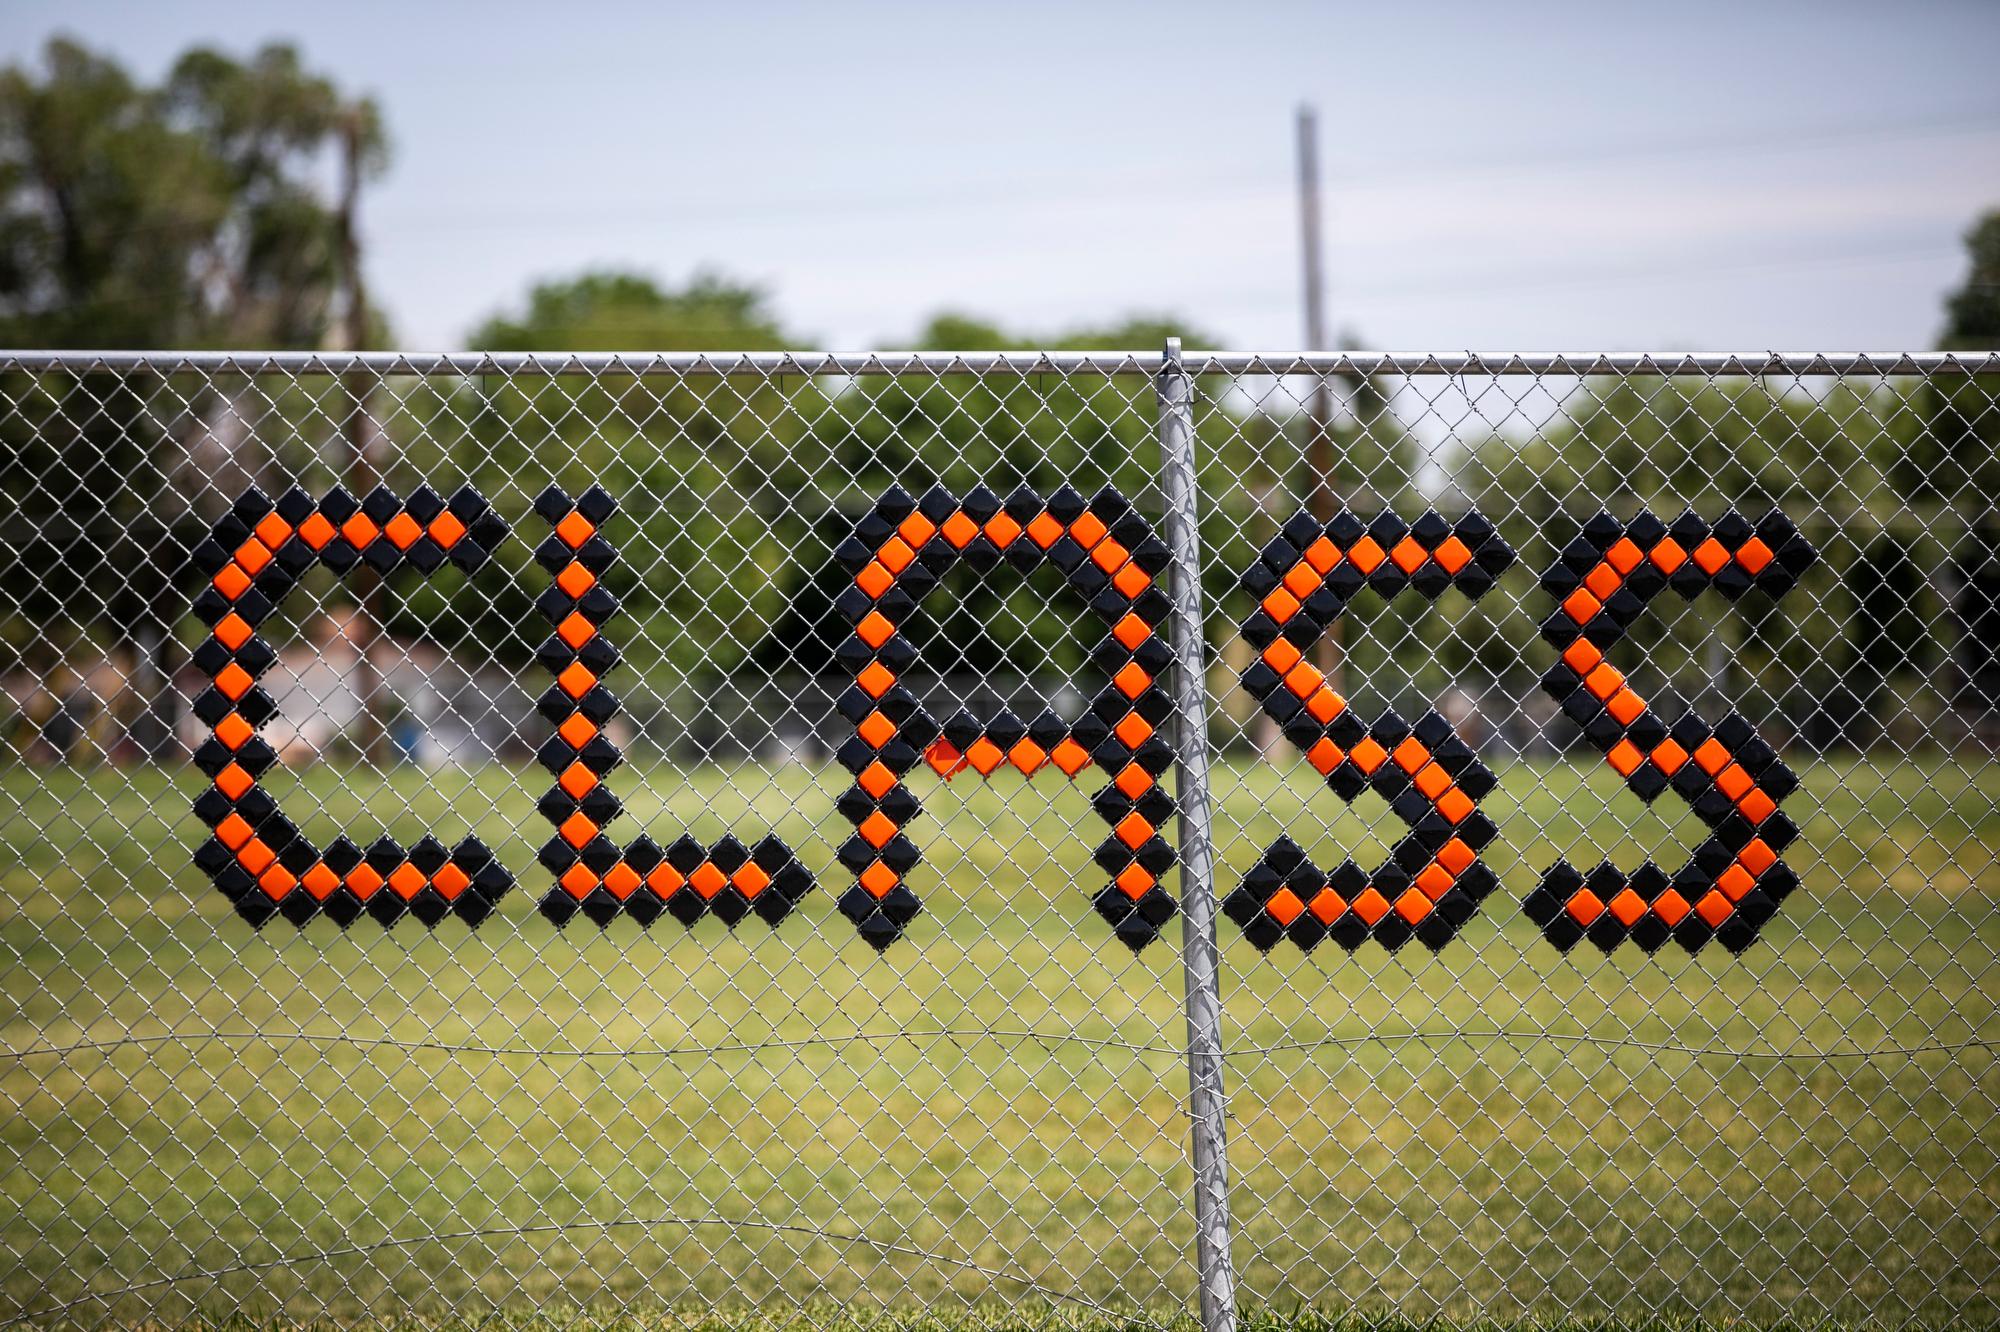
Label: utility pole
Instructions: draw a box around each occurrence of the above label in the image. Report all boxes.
[1297,110,1328,385]
[1297,105,1334,514]
[1296,104,1344,690]
[335,104,387,763]
[337,110,371,377]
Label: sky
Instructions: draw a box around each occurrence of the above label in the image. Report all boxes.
[7,0,1999,352]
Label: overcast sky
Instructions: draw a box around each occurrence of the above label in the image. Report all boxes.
[8,0,1999,351]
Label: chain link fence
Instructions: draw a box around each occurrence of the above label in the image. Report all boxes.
[0,348,1995,1330]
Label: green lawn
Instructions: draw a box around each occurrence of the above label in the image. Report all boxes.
[0,753,1996,1329]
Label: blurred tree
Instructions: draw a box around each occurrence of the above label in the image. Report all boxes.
[0,37,385,758]
[0,36,384,347]
[1899,209,2000,505]
[1937,211,2000,718]
[444,270,810,729]
[756,313,1441,752]
[470,270,787,353]
[1460,373,1913,747]
[751,312,1229,712]
[1454,212,2000,752]
[906,310,1195,354]
[1940,210,2000,349]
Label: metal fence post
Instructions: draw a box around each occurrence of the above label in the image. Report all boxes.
[1155,336,1239,1332]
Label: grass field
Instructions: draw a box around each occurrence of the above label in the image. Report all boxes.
[1,752,1996,1330]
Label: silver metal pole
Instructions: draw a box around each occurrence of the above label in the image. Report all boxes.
[1155,336,1238,1332]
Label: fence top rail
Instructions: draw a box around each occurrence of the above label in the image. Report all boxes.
[1,349,1996,378]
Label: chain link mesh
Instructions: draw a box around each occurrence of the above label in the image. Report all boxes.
[0,350,1993,1330]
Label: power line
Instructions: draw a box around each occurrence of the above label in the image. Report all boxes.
[359,107,2000,235]
[1187,241,1967,307]
[7,106,1996,250]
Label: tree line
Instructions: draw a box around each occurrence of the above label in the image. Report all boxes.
[0,36,1995,761]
